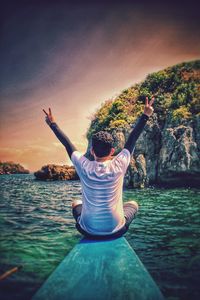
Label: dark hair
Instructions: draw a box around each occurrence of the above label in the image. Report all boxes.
[92,131,114,157]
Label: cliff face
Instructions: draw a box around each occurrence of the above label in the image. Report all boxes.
[124,114,200,187]
[86,60,200,187]
[0,162,29,175]
[34,164,79,180]
[157,116,200,186]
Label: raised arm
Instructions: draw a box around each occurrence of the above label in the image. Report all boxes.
[124,97,154,154]
[43,108,77,158]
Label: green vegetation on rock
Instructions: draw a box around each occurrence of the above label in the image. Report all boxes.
[87,60,200,139]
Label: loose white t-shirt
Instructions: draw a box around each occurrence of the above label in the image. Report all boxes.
[71,148,131,235]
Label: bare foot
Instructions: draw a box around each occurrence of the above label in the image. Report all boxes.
[72,200,82,208]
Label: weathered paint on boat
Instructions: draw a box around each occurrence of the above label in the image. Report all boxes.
[32,237,164,300]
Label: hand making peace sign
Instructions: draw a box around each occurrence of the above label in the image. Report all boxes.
[43,108,55,125]
[143,96,155,117]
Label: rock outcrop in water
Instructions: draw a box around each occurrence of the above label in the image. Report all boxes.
[34,164,79,180]
[86,60,200,187]
[0,162,29,175]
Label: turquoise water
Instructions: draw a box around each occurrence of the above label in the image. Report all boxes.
[0,174,199,300]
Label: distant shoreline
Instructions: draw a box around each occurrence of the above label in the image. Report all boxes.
[0,162,29,175]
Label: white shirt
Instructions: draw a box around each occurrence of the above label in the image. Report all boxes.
[71,148,131,235]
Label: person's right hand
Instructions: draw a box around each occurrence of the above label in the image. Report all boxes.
[43,108,55,125]
[143,96,155,117]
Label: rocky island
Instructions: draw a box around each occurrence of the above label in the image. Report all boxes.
[0,162,29,175]
[34,164,79,180]
[86,60,200,187]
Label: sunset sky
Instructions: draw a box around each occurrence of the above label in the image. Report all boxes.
[1,0,200,171]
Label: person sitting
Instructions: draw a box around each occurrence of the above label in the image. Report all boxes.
[43,96,154,239]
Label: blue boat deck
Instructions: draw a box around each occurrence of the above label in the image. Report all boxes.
[32,237,164,300]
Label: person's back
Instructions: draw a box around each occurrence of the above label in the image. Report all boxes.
[71,148,130,235]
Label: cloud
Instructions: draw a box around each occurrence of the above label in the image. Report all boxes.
[0,147,23,155]
[53,142,63,148]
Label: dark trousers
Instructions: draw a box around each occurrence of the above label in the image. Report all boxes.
[72,202,138,239]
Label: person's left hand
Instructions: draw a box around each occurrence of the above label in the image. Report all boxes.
[143,96,155,117]
[43,108,55,125]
